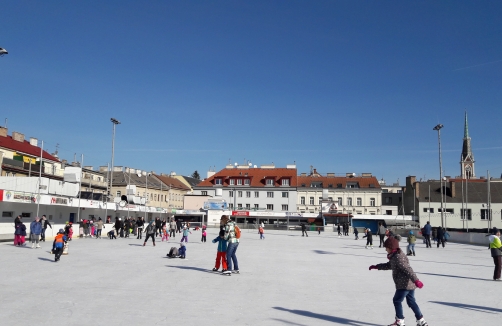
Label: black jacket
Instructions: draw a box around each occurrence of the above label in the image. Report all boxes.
[436,227,444,239]
[43,220,52,229]
[136,220,144,227]
[363,230,373,240]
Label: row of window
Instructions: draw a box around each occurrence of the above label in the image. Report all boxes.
[299,196,376,206]
[215,178,290,186]
[228,191,289,198]
[423,208,500,220]
[229,204,288,211]
[116,191,182,202]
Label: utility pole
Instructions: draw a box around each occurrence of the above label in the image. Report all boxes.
[433,124,444,227]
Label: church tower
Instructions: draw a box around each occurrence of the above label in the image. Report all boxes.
[460,111,475,179]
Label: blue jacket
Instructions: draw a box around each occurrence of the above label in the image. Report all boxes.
[30,221,43,235]
[212,236,228,252]
[179,246,186,256]
[423,224,432,235]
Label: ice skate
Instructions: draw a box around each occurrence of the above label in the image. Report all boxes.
[388,317,405,326]
[416,317,428,326]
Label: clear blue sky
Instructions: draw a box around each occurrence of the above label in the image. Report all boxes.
[2,1,502,182]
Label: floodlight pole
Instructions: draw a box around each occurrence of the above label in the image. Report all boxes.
[433,124,444,228]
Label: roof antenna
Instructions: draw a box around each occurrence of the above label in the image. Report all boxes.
[4,118,7,129]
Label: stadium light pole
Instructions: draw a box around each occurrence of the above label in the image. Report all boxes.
[433,123,444,228]
[109,118,121,205]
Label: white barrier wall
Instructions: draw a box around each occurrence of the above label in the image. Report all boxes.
[0,223,115,241]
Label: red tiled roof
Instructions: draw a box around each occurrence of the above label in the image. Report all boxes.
[196,168,298,187]
[297,176,381,189]
[154,174,191,191]
[0,136,59,162]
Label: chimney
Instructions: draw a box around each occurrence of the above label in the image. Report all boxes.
[29,137,38,147]
[0,127,7,137]
[62,159,68,165]
[300,173,307,176]
[12,131,25,142]
[327,173,335,177]
[450,180,456,198]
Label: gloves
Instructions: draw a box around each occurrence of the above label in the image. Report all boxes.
[369,265,377,270]
[415,280,424,289]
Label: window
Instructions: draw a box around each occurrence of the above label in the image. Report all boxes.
[370,198,375,207]
[229,203,233,209]
[301,197,305,205]
[385,197,393,204]
[319,198,322,205]
[229,179,235,185]
[237,179,242,185]
[266,179,274,186]
[266,204,274,210]
[310,197,314,205]
[229,191,233,197]
[282,205,288,211]
[301,183,306,187]
[267,192,274,198]
[238,191,242,197]
[254,204,259,210]
[337,197,342,206]
[244,179,250,185]
[246,191,251,198]
[347,183,359,189]
[337,184,343,188]
[238,204,242,209]
[116,191,121,197]
[282,179,289,186]
[481,209,492,220]
[356,198,362,206]
[2,211,13,218]
[423,208,435,213]
[254,191,259,198]
[246,204,250,209]
[347,197,352,206]
[386,210,393,215]
[215,178,222,185]
[328,197,333,201]
[282,192,288,198]
[461,209,472,220]
[328,184,333,188]
[21,212,31,218]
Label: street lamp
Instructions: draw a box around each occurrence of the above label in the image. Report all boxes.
[433,123,444,227]
[109,118,120,205]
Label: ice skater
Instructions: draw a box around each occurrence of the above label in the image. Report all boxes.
[337,224,342,237]
[259,226,265,239]
[180,226,191,243]
[407,231,416,256]
[489,228,502,281]
[353,227,359,240]
[161,226,169,242]
[179,243,186,259]
[212,230,228,272]
[301,222,308,237]
[201,229,207,242]
[369,236,428,326]
[52,229,67,262]
[143,221,156,246]
[363,228,373,249]
[377,222,386,247]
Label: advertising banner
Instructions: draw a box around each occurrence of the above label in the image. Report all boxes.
[204,201,228,210]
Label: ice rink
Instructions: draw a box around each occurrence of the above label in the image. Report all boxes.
[0,227,500,325]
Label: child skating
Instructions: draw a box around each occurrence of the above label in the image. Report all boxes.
[259,226,265,239]
[161,226,169,242]
[201,229,207,242]
[369,236,428,326]
[212,230,228,273]
[179,243,186,259]
[52,229,67,262]
[354,227,359,240]
[180,226,191,243]
[363,228,373,249]
[407,231,416,256]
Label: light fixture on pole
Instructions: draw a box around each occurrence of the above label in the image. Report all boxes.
[109,118,120,205]
[433,123,444,228]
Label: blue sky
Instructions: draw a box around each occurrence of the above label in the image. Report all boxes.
[2,1,501,182]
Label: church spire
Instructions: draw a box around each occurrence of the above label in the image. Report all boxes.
[464,110,469,139]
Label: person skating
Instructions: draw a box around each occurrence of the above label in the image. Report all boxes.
[259,226,265,239]
[201,229,207,242]
[377,222,386,247]
[407,231,416,256]
[155,217,162,237]
[300,222,308,237]
[143,221,156,246]
[422,222,432,248]
[180,226,192,243]
[337,224,342,237]
[212,230,228,272]
[169,219,176,238]
[161,225,169,242]
[489,228,502,281]
[353,227,359,240]
[30,217,43,248]
[52,229,67,262]
[95,218,104,239]
[14,221,27,246]
[369,237,428,326]
[179,243,187,259]
[222,215,240,275]
[40,215,52,242]
[363,228,373,249]
[436,226,445,248]
[115,218,123,238]
[136,217,144,240]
